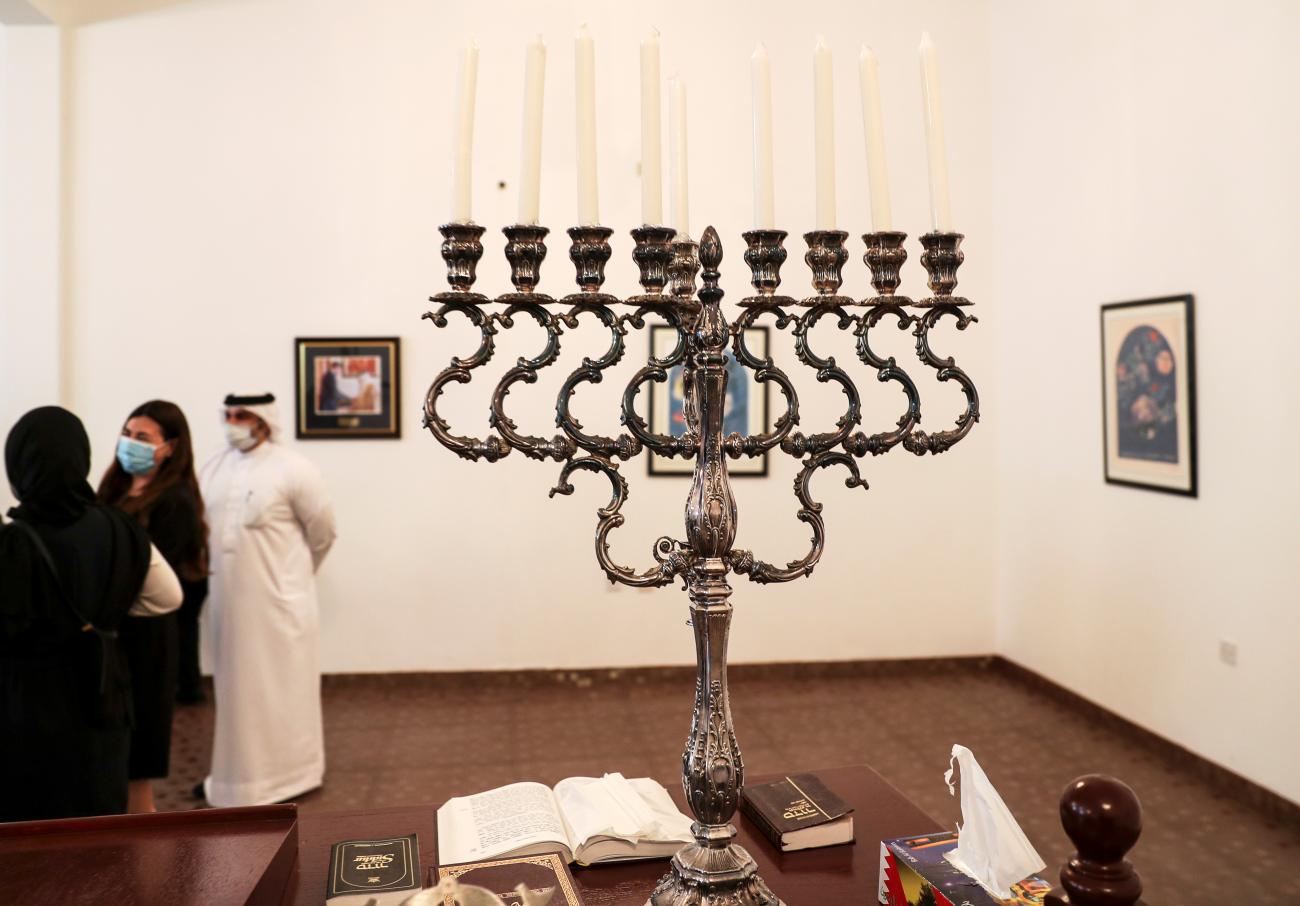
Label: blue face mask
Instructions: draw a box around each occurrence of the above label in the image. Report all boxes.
[116,437,159,476]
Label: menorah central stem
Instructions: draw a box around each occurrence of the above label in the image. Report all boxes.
[648,230,784,906]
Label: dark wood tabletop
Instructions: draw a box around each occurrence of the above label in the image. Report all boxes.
[0,804,299,906]
[287,764,940,905]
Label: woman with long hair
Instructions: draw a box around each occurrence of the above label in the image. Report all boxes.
[97,400,210,813]
[1,406,181,821]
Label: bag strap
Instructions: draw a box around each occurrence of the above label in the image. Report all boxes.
[8,517,104,635]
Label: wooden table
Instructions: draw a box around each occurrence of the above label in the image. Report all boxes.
[287,764,939,905]
[0,804,299,906]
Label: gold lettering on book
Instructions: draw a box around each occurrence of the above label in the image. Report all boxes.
[354,854,395,871]
[783,798,819,821]
[782,775,832,821]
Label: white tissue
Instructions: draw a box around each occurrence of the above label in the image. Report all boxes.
[942,744,1045,899]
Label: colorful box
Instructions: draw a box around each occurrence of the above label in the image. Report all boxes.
[879,831,1052,906]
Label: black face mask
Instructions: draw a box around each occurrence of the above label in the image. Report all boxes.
[5,406,96,528]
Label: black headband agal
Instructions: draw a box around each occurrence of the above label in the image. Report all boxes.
[223,393,275,407]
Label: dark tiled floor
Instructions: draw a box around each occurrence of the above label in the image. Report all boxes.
[159,662,1300,903]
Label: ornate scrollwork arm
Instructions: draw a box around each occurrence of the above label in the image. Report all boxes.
[422,302,511,463]
[555,305,644,461]
[845,304,923,457]
[488,301,577,462]
[726,303,799,458]
[781,305,861,457]
[903,304,980,455]
[548,456,693,587]
[728,451,867,584]
[621,305,698,459]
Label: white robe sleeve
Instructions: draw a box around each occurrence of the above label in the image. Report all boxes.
[290,459,336,572]
[128,543,183,616]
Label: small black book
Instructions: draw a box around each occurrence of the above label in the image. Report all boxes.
[327,833,420,903]
[740,773,854,852]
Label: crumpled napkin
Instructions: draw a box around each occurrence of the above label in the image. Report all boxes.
[942,743,1045,899]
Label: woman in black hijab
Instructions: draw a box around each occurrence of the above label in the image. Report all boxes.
[0,406,177,821]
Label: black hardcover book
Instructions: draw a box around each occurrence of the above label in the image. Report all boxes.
[327,833,420,903]
[740,773,854,852]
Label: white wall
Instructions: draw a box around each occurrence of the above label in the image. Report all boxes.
[988,1,1300,803]
[10,0,1297,807]
[0,22,61,460]
[59,0,997,672]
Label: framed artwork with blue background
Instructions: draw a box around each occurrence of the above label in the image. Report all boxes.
[1100,296,1196,496]
[647,324,770,477]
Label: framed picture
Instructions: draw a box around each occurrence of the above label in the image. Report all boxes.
[294,337,401,439]
[647,324,770,477]
[1100,295,1196,496]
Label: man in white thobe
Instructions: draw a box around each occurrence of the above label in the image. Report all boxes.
[199,393,337,806]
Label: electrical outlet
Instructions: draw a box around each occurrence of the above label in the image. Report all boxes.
[1219,640,1238,667]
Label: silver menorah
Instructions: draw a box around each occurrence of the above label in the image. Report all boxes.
[423,219,978,906]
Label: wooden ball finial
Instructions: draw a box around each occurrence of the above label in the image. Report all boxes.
[1055,774,1143,906]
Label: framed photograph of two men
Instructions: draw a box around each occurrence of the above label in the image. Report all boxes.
[1100,296,1196,496]
[295,337,401,439]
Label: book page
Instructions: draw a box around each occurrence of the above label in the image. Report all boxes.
[436,782,573,865]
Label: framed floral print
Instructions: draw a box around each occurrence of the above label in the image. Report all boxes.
[1100,296,1197,496]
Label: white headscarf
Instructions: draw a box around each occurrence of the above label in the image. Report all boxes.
[222,393,281,442]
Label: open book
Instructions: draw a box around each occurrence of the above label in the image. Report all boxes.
[436,773,694,866]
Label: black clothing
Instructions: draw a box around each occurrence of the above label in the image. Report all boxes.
[223,392,275,407]
[319,370,343,411]
[0,407,152,821]
[175,577,208,703]
[120,613,177,779]
[3,406,96,528]
[122,484,207,778]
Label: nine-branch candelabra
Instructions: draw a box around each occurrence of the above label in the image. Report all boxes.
[423,219,979,906]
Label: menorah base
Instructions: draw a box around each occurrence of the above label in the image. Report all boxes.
[645,842,786,906]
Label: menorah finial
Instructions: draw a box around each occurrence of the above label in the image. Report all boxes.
[699,227,722,293]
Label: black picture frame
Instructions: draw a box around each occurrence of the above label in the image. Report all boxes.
[1100,295,1197,496]
[294,337,401,439]
[646,324,770,477]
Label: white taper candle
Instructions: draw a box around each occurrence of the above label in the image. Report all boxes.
[858,45,892,231]
[667,76,689,240]
[813,36,837,231]
[751,43,775,230]
[640,29,664,225]
[919,31,953,232]
[517,36,547,225]
[574,24,600,225]
[451,39,479,223]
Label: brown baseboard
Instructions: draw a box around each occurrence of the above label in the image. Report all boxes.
[988,656,1300,828]
[320,655,997,690]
